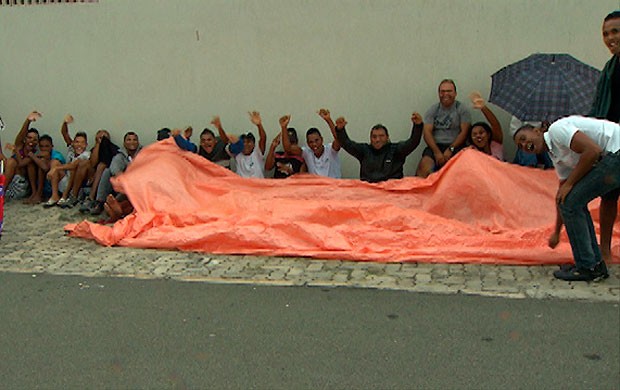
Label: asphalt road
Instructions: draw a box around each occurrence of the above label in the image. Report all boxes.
[0,273,618,389]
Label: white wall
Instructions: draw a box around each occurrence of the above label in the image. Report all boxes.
[1,0,618,178]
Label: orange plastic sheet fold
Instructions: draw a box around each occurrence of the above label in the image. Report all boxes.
[66,139,620,265]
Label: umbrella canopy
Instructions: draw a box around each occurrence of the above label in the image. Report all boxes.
[489,53,601,122]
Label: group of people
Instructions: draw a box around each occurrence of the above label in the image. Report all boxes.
[1,10,619,283]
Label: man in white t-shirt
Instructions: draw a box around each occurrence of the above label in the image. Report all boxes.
[229,111,267,178]
[513,115,620,281]
[280,109,342,179]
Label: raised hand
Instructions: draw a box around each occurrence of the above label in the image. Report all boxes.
[64,114,74,124]
[184,126,193,139]
[27,111,42,122]
[248,111,262,126]
[211,116,222,129]
[271,134,281,148]
[335,117,347,129]
[171,128,182,137]
[469,91,485,109]
[279,115,291,129]
[411,112,423,125]
[318,108,331,121]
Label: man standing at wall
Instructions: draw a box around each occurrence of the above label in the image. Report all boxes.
[587,10,620,262]
[416,79,471,178]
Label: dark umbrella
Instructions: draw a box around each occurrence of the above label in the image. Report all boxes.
[489,53,601,122]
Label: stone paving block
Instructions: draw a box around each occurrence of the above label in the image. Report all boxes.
[414,274,432,284]
[285,267,305,277]
[306,263,324,272]
[332,273,350,283]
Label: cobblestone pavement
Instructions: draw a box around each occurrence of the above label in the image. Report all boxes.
[1,201,618,302]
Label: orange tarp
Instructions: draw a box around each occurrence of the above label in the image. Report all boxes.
[66,139,620,264]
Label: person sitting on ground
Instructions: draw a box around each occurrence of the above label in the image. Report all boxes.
[100,128,188,223]
[416,79,471,177]
[44,116,91,208]
[158,126,197,152]
[226,111,267,178]
[467,91,504,160]
[335,111,424,183]
[510,117,554,169]
[279,109,341,178]
[265,115,306,178]
[78,128,120,214]
[4,111,41,201]
[513,115,619,281]
[28,134,66,204]
[199,117,232,168]
[88,131,141,215]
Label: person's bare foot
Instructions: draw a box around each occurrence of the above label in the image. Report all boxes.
[103,195,123,223]
[23,195,40,205]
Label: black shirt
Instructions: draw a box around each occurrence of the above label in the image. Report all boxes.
[607,58,620,123]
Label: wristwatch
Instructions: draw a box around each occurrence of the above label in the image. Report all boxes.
[448,146,455,153]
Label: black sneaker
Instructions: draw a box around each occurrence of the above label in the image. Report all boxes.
[61,195,79,209]
[79,199,94,214]
[553,261,609,282]
[89,201,104,216]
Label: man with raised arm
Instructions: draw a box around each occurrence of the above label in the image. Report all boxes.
[335,112,423,183]
[280,109,342,179]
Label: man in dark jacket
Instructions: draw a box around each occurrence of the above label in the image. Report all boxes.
[335,112,423,183]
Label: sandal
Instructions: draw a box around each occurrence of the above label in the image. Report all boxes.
[43,198,58,208]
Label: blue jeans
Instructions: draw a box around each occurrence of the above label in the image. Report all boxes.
[559,151,620,269]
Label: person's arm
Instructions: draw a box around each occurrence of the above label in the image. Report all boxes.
[280,115,302,156]
[14,150,33,168]
[470,91,503,144]
[422,123,445,166]
[548,190,564,248]
[14,111,41,147]
[52,158,81,173]
[258,115,267,155]
[211,116,229,144]
[171,128,198,152]
[109,154,127,177]
[265,134,280,171]
[89,135,103,167]
[29,149,51,171]
[318,109,340,151]
[334,116,366,161]
[395,112,424,156]
[60,114,74,146]
[555,131,604,204]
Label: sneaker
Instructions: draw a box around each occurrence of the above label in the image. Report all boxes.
[553,261,609,282]
[89,201,104,215]
[60,195,79,209]
[56,197,68,207]
[79,199,94,214]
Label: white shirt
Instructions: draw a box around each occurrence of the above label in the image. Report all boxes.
[544,116,620,180]
[235,148,265,178]
[301,143,341,178]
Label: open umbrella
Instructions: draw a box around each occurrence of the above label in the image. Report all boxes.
[489,53,601,122]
